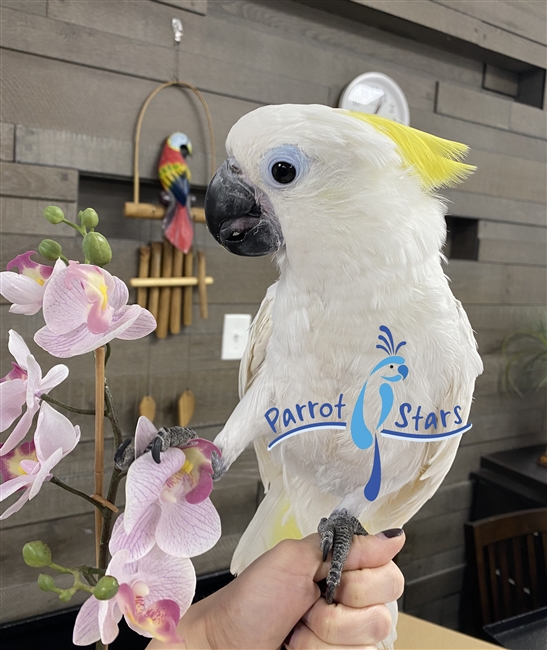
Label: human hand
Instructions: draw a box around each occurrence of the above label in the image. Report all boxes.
[148,529,405,650]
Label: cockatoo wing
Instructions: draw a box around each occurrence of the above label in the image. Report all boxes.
[238,281,282,491]
[366,300,482,531]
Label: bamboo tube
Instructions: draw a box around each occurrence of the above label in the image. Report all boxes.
[130,276,214,288]
[178,390,196,427]
[197,250,208,319]
[183,251,194,327]
[124,203,206,222]
[137,245,150,308]
[170,248,184,334]
[148,242,163,320]
[156,240,174,339]
[94,346,106,567]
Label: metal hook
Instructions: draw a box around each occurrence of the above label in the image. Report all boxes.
[172,18,183,43]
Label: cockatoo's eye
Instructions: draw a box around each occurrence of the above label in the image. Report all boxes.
[271,162,296,184]
[390,365,394,369]
[262,145,308,189]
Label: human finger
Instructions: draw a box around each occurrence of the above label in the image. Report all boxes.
[303,599,392,646]
[335,560,404,608]
[313,529,405,581]
[285,621,377,650]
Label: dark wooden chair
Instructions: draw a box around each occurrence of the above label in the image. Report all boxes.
[464,508,547,630]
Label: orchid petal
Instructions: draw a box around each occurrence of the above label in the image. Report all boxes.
[110,277,129,311]
[156,497,221,558]
[39,363,70,393]
[7,330,31,369]
[98,597,123,645]
[42,266,90,334]
[0,378,26,431]
[0,441,37,481]
[124,449,185,534]
[0,474,32,501]
[0,487,31,519]
[0,273,44,313]
[134,417,158,457]
[0,403,39,455]
[73,596,101,646]
[35,306,146,358]
[127,598,181,643]
[107,549,131,580]
[34,403,80,461]
[25,354,42,408]
[109,509,159,562]
[136,546,196,614]
[116,308,157,340]
[28,447,62,499]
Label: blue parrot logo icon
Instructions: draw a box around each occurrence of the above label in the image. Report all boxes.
[351,326,408,502]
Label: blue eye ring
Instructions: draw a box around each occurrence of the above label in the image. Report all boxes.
[262,145,308,188]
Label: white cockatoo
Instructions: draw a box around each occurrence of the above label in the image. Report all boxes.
[192,104,482,646]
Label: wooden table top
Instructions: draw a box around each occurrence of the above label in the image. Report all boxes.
[395,612,499,649]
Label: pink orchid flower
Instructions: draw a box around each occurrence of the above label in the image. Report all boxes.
[0,403,80,519]
[0,330,69,456]
[0,252,61,315]
[109,417,221,562]
[73,546,195,646]
[34,262,156,358]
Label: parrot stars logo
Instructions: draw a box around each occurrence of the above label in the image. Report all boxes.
[351,326,472,503]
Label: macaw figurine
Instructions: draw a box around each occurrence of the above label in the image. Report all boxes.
[158,132,193,253]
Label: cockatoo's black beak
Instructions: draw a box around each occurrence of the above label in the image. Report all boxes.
[204,158,283,256]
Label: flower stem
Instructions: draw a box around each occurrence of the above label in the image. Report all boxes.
[40,394,96,416]
[98,467,125,571]
[94,346,106,567]
[50,476,105,513]
[104,380,123,448]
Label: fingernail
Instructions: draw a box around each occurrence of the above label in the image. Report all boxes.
[376,528,404,539]
[284,624,301,648]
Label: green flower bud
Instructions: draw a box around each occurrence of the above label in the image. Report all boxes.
[37,574,56,592]
[79,208,99,229]
[23,541,52,568]
[82,232,112,267]
[59,590,73,602]
[43,206,65,224]
[38,239,63,262]
[93,575,119,601]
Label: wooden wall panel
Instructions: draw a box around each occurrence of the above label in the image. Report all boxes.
[0,197,77,236]
[433,1,547,47]
[152,0,208,15]
[0,162,78,201]
[436,82,511,130]
[0,123,14,161]
[349,0,547,67]
[443,190,546,227]
[0,0,46,16]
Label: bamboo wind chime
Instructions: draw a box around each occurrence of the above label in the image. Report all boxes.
[124,81,216,337]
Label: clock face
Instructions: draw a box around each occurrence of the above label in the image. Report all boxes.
[338,72,410,125]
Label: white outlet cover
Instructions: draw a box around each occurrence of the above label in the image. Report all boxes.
[221,314,252,360]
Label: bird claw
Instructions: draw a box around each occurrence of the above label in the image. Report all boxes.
[147,426,197,463]
[114,427,198,470]
[211,450,227,481]
[318,509,368,604]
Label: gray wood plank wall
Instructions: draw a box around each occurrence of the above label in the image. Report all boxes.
[1,0,545,629]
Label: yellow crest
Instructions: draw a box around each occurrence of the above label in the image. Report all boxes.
[346,112,476,190]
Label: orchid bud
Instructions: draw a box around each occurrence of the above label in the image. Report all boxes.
[93,575,119,600]
[37,574,56,592]
[59,591,73,602]
[82,232,112,266]
[38,239,63,262]
[43,206,65,224]
[23,541,52,567]
[79,208,99,228]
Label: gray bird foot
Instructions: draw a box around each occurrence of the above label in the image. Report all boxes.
[114,426,197,471]
[149,426,197,463]
[318,509,368,604]
[211,450,228,481]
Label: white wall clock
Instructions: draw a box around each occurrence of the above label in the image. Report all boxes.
[338,72,410,125]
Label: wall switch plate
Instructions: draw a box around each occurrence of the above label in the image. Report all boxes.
[221,314,252,360]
